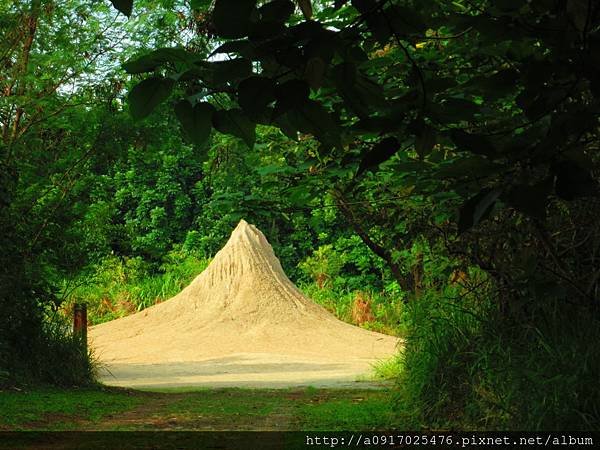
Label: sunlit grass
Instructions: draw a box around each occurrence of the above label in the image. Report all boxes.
[0,386,405,431]
[371,353,404,380]
[0,386,143,430]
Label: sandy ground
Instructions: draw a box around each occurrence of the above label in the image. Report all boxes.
[90,220,400,390]
[96,352,392,389]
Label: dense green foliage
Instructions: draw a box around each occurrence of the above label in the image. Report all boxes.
[0,0,205,385]
[1,0,599,430]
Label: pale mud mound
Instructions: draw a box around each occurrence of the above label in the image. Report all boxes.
[90,220,400,388]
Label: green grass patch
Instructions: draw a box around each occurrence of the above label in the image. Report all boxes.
[0,386,143,430]
[0,386,404,431]
[371,353,404,380]
[298,389,402,430]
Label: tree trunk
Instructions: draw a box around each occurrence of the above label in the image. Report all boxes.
[2,0,41,151]
[333,189,416,294]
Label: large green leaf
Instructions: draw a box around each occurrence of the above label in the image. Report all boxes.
[248,21,287,40]
[123,48,194,74]
[333,62,366,117]
[503,179,552,219]
[458,188,502,233]
[462,70,519,101]
[184,59,252,86]
[212,0,257,38]
[450,130,496,157]
[415,126,436,159]
[211,58,253,83]
[304,56,326,90]
[256,164,293,176]
[275,79,310,113]
[212,109,256,148]
[350,115,404,134]
[332,62,386,117]
[238,76,276,119]
[274,113,298,140]
[357,137,400,175]
[288,100,342,148]
[259,0,295,22]
[174,101,215,147]
[213,40,254,57]
[351,0,390,43]
[128,77,175,120]
[385,5,426,35]
[110,0,133,17]
[435,98,481,123]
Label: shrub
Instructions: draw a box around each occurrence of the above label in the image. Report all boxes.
[2,311,96,388]
[351,291,375,326]
[298,244,345,289]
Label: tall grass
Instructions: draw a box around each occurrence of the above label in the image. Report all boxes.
[299,284,406,337]
[3,311,96,387]
[394,287,600,430]
[499,300,600,429]
[372,353,404,380]
[64,250,210,324]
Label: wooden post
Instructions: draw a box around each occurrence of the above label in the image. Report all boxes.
[73,303,87,351]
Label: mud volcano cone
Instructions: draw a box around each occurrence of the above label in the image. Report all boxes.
[90,220,399,388]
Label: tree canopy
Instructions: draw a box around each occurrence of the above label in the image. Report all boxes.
[114,0,600,305]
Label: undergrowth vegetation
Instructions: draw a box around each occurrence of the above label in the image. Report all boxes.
[65,249,210,325]
[397,294,600,430]
[1,312,95,388]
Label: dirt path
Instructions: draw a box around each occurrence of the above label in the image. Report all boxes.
[0,386,401,449]
[93,390,296,431]
[71,388,394,431]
